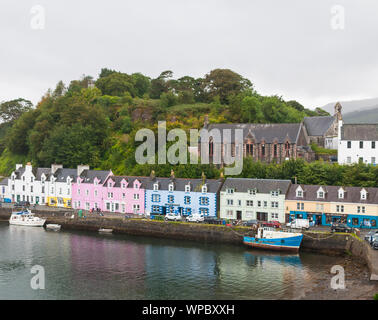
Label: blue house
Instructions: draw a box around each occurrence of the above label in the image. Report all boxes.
[144,171,224,218]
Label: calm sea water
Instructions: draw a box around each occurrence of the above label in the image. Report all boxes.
[0,221,348,300]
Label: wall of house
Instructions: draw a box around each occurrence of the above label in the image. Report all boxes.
[220,191,286,223]
[145,189,217,217]
[338,139,378,165]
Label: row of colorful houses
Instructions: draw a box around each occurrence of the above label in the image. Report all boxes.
[1,163,377,229]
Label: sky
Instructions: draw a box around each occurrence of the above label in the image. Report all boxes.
[1,0,378,109]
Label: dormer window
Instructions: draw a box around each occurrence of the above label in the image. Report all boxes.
[296,186,303,198]
[202,185,207,193]
[108,181,113,188]
[122,183,126,188]
[185,185,191,193]
[271,190,279,197]
[248,189,256,195]
[134,183,139,189]
[168,183,174,192]
[153,183,159,191]
[338,188,345,199]
[317,187,325,199]
[360,189,367,200]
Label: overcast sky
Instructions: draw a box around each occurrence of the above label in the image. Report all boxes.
[1,0,378,109]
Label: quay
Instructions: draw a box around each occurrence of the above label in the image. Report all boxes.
[0,206,377,280]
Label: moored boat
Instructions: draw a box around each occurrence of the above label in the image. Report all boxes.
[9,210,46,227]
[99,228,113,234]
[46,224,61,231]
[243,227,303,252]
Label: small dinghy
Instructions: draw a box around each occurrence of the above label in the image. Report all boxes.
[99,228,113,234]
[46,224,61,231]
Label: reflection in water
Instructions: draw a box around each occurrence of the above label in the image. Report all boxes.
[0,222,351,300]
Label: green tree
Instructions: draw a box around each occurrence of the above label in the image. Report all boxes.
[0,98,33,123]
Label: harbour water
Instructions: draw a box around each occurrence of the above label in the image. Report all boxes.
[0,221,372,300]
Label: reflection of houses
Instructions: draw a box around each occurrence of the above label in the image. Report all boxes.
[200,119,314,164]
[285,184,378,228]
[220,178,291,223]
[144,171,223,217]
[303,102,342,149]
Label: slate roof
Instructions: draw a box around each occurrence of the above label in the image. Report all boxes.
[0,177,8,185]
[53,168,78,181]
[104,176,151,188]
[78,170,111,184]
[203,123,303,144]
[13,167,51,181]
[221,178,292,194]
[341,124,378,141]
[144,176,224,193]
[303,116,335,136]
[287,184,378,205]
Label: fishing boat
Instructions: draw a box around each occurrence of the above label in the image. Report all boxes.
[9,210,46,227]
[46,224,61,231]
[243,227,303,252]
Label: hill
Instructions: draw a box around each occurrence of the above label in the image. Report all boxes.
[343,107,378,124]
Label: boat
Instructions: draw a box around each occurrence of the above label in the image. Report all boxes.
[9,210,46,227]
[243,227,303,252]
[46,224,61,231]
[98,228,113,234]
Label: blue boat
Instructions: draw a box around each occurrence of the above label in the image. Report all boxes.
[243,227,304,253]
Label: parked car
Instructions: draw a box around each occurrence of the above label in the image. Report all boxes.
[364,230,378,244]
[203,216,223,225]
[242,219,259,227]
[331,223,352,233]
[286,218,309,230]
[164,213,183,221]
[372,235,378,250]
[261,221,281,229]
[186,214,204,223]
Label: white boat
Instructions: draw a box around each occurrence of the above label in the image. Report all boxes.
[99,228,113,234]
[9,210,46,227]
[46,224,61,231]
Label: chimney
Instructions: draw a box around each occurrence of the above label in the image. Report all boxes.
[51,164,63,174]
[204,114,209,128]
[77,164,90,177]
[294,176,298,185]
[25,162,32,172]
[15,164,23,170]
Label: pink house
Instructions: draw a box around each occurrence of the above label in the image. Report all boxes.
[71,165,113,211]
[101,176,147,214]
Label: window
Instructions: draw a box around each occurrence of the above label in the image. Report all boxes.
[271,201,278,208]
[94,190,98,197]
[152,194,160,202]
[22,185,25,191]
[202,185,207,193]
[336,205,344,213]
[297,203,304,210]
[248,189,256,195]
[30,186,33,193]
[168,184,174,192]
[338,189,344,199]
[226,210,233,217]
[316,203,324,211]
[360,141,363,149]
[186,208,192,215]
[152,205,160,213]
[257,201,261,207]
[121,204,125,213]
[85,189,89,196]
[184,196,191,205]
[168,195,174,203]
[361,190,367,200]
[271,190,279,197]
[199,208,209,216]
[122,193,126,199]
[185,185,190,193]
[372,157,376,165]
[362,206,366,214]
[347,141,351,148]
[133,204,140,212]
[199,197,209,205]
[227,188,234,194]
[108,192,113,199]
[372,141,376,149]
[246,200,253,207]
[296,187,303,198]
[227,199,233,206]
[263,201,267,208]
[153,184,159,191]
[271,213,278,219]
[122,183,126,188]
[347,157,351,164]
[352,218,359,225]
[106,203,110,211]
[134,194,139,200]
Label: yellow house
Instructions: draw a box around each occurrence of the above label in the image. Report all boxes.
[285,184,378,229]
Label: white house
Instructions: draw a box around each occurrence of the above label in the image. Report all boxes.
[0,177,9,201]
[7,163,78,208]
[219,178,292,223]
[338,121,378,165]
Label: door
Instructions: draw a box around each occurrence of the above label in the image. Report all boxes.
[236,211,242,220]
[16,195,20,202]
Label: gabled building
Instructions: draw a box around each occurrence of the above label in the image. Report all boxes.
[47,165,77,208]
[219,178,291,223]
[0,177,9,202]
[303,102,342,149]
[102,176,148,214]
[200,120,314,164]
[338,121,378,165]
[144,171,224,217]
[285,184,378,228]
[71,165,113,211]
